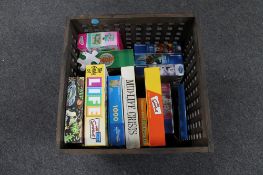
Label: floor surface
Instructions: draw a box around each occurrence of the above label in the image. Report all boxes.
[0,0,263,174]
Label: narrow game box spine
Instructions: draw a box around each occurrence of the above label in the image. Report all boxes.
[121,66,140,149]
[178,84,188,140]
[161,83,174,134]
[137,98,149,147]
[64,77,84,144]
[107,76,125,147]
[85,64,108,146]
[144,67,166,146]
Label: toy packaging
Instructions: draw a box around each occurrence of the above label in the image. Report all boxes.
[84,64,108,146]
[178,83,188,140]
[64,77,84,144]
[95,49,134,68]
[77,32,123,52]
[121,66,140,149]
[134,43,181,54]
[144,67,166,146]
[107,76,125,147]
[149,64,184,77]
[137,98,149,147]
[77,50,100,71]
[161,83,174,134]
[77,49,134,71]
[134,53,183,66]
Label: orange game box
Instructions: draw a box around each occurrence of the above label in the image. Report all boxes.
[144,67,166,146]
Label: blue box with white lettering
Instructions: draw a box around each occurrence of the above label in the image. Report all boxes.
[134,53,184,66]
[178,83,188,140]
[107,76,125,147]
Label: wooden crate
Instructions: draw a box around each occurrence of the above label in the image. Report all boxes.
[56,13,213,154]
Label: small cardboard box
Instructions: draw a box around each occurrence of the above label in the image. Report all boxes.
[77,32,123,52]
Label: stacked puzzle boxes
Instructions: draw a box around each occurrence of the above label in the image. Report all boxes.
[134,43,184,77]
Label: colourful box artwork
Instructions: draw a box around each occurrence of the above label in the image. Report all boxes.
[144,67,166,146]
[107,76,125,147]
[77,32,123,52]
[134,53,180,65]
[161,83,174,134]
[137,98,149,147]
[95,49,134,68]
[85,64,108,146]
[64,77,84,144]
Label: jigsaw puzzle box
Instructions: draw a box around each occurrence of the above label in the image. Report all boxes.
[64,77,84,144]
[107,76,125,147]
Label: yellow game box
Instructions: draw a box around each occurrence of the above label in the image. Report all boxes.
[138,98,149,146]
[85,64,108,146]
[144,67,166,146]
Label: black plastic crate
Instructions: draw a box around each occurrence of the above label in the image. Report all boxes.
[56,13,213,154]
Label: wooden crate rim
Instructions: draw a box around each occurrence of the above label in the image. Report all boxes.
[70,13,195,20]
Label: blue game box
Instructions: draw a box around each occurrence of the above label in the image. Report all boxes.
[178,83,188,140]
[107,76,125,147]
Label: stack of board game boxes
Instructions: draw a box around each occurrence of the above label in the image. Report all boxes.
[64,31,188,149]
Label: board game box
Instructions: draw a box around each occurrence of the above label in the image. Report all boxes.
[178,83,188,140]
[84,64,108,146]
[64,77,84,144]
[135,53,182,65]
[144,67,166,146]
[107,76,125,147]
[95,49,134,68]
[161,83,174,134]
[137,98,149,147]
[121,66,140,149]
